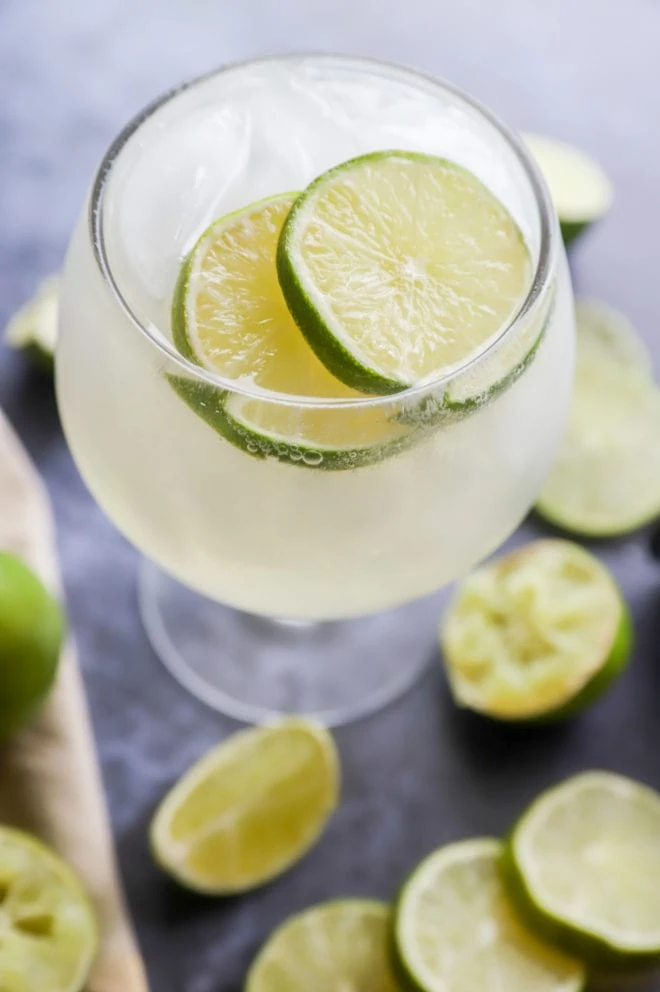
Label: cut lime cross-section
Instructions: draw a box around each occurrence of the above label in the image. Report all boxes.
[277,151,532,394]
[440,540,631,723]
[150,719,339,894]
[246,900,400,992]
[502,772,660,974]
[0,826,97,992]
[171,193,412,468]
[392,838,585,992]
[536,299,660,537]
[523,134,613,246]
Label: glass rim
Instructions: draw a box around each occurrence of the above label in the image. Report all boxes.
[89,52,558,411]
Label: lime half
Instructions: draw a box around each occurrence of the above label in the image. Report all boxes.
[503,772,660,972]
[246,900,400,992]
[524,134,613,245]
[0,826,97,992]
[171,193,411,468]
[440,540,631,722]
[278,151,532,394]
[150,719,339,894]
[536,301,660,536]
[5,277,59,370]
[393,838,585,992]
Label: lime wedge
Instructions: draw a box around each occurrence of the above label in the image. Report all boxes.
[440,540,631,722]
[393,838,585,992]
[502,772,660,973]
[246,900,400,992]
[171,193,412,468]
[523,134,613,245]
[5,277,59,370]
[536,301,660,536]
[150,719,339,894]
[277,151,532,394]
[0,826,97,992]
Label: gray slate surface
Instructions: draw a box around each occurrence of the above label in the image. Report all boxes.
[1,1,660,989]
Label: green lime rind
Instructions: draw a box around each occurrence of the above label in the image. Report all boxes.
[278,150,530,396]
[276,152,408,396]
[167,374,414,470]
[501,774,660,974]
[559,220,589,247]
[246,900,401,992]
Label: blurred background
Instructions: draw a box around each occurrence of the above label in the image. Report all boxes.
[1,1,660,989]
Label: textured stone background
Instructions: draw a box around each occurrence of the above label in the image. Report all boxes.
[1,1,660,989]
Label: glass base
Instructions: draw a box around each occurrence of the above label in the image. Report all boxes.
[138,560,443,727]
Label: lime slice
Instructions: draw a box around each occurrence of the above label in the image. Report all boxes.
[277,151,532,394]
[440,540,631,722]
[246,900,400,992]
[523,134,613,245]
[393,838,585,992]
[502,772,660,972]
[0,826,97,992]
[150,719,339,894]
[171,193,412,468]
[574,298,652,380]
[5,277,59,370]
[536,301,660,536]
[0,552,65,739]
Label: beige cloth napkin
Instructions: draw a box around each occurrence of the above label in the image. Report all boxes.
[0,409,149,991]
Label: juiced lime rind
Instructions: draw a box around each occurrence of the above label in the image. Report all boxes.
[392,838,586,992]
[5,276,60,371]
[168,374,415,470]
[440,541,630,724]
[523,134,613,246]
[445,602,631,727]
[246,900,400,992]
[278,150,531,395]
[150,719,339,895]
[503,772,660,973]
[0,826,98,992]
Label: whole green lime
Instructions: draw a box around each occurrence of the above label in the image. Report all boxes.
[0,552,65,737]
